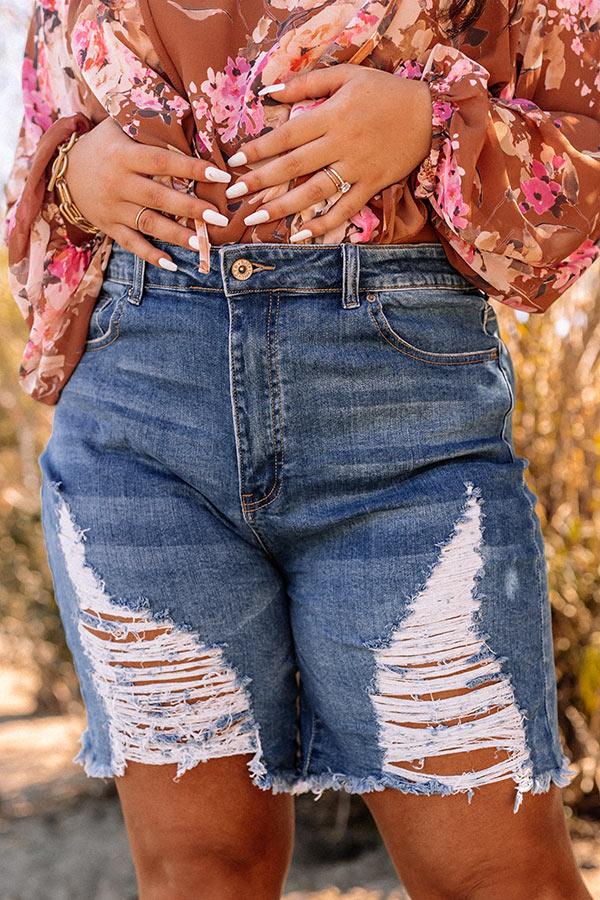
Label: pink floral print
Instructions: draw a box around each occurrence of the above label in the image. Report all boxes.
[2,0,600,404]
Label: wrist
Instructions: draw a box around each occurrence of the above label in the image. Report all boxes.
[48,131,102,237]
[412,80,434,167]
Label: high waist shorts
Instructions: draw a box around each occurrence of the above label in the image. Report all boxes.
[39,239,574,814]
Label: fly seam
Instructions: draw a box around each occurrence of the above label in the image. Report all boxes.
[247,291,279,507]
[228,302,251,502]
[246,507,279,561]
[246,291,285,512]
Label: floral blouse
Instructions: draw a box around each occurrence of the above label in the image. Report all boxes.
[2,0,600,405]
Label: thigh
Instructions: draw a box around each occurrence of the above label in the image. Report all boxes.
[114,756,294,900]
[364,782,585,900]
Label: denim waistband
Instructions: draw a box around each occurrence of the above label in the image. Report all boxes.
[105,239,483,309]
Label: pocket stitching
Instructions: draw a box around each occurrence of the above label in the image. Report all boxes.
[85,285,129,351]
[367,299,499,366]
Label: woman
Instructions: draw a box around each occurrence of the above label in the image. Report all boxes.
[3,0,600,897]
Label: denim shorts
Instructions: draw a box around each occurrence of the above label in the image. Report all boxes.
[39,239,574,814]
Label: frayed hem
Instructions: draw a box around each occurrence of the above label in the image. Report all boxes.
[253,756,579,808]
[73,728,269,783]
[512,755,577,813]
[252,769,492,799]
[73,728,577,811]
[72,730,114,780]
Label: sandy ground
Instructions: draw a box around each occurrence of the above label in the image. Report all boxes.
[1,668,599,900]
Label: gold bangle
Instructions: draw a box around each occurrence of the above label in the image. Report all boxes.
[48,131,101,235]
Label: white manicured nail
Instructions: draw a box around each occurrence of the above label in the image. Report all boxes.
[258,83,286,96]
[158,257,178,271]
[289,229,312,244]
[205,166,232,183]
[227,151,247,167]
[188,234,200,250]
[202,209,229,227]
[244,209,270,226]
[225,181,249,199]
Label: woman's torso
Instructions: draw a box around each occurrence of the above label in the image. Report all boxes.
[68,0,512,248]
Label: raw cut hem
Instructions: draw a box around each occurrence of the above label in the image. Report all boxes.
[513,753,577,813]
[72,730,115,780]
[72,727,270,784]
[254,756,578,813]
[73,727,577,814]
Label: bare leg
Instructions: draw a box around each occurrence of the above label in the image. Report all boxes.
[114,754,294,900]
[364,748,591,900]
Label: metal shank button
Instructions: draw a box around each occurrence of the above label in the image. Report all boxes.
[231,258,253,281]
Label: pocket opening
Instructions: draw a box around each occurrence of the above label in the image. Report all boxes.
[85,281,130,351]
[365,291,499,366]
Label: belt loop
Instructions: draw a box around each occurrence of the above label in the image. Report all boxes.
[127,253,146,306]
[341,243,360,309]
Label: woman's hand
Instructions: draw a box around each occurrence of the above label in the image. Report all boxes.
[63,115,232,268]
[226,65,433,240]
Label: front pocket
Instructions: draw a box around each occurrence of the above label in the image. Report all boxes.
[366,287,499,366]
[85,279,130,350]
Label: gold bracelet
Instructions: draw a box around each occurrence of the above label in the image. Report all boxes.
[48,131,101,235]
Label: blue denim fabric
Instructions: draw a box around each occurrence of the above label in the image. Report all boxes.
[39,239,574,813]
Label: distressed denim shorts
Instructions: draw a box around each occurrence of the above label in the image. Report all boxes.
[39,239,575,814]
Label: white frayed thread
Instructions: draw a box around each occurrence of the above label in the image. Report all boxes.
[370,483,535,812]
[55,492,266,782]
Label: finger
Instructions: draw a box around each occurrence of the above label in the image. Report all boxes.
[130,174,229,226]
[112,224,181,271]
[258,65,351,103]
[241,169,344,227]
[226,137,332,197]
[290,184,373,241]
[123,141,232,185]
[123,203,201,253]
[227,105,327,167]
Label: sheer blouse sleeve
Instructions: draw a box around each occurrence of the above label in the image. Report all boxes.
[2,0,202,405]
[413,0,600,312]
[2,2,113,405]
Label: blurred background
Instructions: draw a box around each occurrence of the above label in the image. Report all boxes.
[1,1,599,898]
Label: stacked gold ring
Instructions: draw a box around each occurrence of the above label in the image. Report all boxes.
[321,165,352,194]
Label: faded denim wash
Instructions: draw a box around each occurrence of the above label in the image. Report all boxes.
[39,240,574,814]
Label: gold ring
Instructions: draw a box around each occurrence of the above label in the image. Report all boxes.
[134,206,151,232]
[321,165,352,194]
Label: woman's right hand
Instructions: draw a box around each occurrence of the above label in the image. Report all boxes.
[63,115,231,269]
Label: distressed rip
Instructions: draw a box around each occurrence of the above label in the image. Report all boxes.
[54,487,267,783]
[368,483,570,813]
[48,483,575,801]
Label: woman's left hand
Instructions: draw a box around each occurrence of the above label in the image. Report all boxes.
[225,64,433,239]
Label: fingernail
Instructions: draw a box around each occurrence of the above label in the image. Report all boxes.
[227,151,247,167]
[202,209,229,227]
[225,181,249,199]
[158,257,178,271]
[244,209,270,226]
[188,234,200,250]
[258,83,286,96]
[205,166,232,183]
[289,229,312,244]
